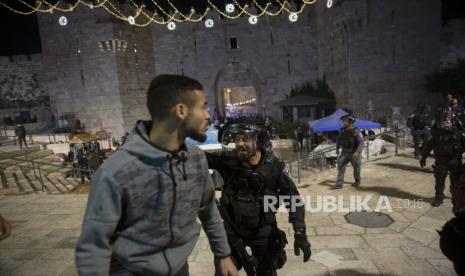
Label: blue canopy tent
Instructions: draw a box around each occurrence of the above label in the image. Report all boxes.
[309,108,381,132]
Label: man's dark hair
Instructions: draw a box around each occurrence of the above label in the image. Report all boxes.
[147,74,203,120]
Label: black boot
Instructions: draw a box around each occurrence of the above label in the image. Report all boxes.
[431,197,444,207]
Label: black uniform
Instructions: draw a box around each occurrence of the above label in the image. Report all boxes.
[207,150,308,276]
[421,126,465,205]
[335,127,364,187]
[407,110,432,158]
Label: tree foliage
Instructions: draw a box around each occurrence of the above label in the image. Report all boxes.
[290,77,336,113]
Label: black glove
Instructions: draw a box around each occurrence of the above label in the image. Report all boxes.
[420,159,426,168]
[294,233,311,262]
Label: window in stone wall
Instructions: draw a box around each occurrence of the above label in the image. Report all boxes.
[230,37,238,49]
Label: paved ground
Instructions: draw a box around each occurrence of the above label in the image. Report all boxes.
[0,149,458,275]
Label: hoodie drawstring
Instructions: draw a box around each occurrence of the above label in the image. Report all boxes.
[179,152,188,181]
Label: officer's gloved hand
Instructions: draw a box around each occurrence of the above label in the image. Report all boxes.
[294,232,311,262]
[419,159,426,168]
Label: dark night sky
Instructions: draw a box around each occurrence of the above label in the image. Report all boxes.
[0,0,464,56]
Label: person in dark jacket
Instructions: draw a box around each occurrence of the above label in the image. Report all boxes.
[207,118,311,276]
[14,124,28,150]
[420,106,465,207]
[334,114,364,189]
[438,169,465,275]
[75,75,237,276]
[407,103,432,159]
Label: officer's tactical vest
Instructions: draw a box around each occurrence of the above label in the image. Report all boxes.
[220,152,283,237]
[434,128,463,157]
[339,128,360,151]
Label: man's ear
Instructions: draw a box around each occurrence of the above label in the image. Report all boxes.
[174,103,189,120]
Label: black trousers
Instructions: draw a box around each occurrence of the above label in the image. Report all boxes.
[412,129,431,157]
[434,158,461,199]
[231,225,279,276]
[18,137,27,149]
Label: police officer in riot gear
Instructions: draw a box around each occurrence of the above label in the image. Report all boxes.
[207,117,311,276]
[407,103,432,159]
[334,114,364,189]
[420,107,465,207]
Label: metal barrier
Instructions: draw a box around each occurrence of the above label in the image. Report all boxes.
[282,128,403,184]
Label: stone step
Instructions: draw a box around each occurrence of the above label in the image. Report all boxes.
[4,169,19,193]
[55,175,75,190]
[41,177,60,194]
[0,146,41,159]
[26,171,45,192]
[47,175,69,193]
[0,170,7,189]
[65,177,81,187]
[14,170,34,193]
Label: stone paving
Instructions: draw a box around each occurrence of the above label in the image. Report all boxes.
[0,149,458,275]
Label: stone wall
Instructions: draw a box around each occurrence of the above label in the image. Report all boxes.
[2,0,462,136]
[151,7,319,118]
[441,19,465,69]
[37,7,126,137]
[316,0,441,118]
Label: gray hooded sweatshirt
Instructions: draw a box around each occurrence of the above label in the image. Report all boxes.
[75,121,230,275]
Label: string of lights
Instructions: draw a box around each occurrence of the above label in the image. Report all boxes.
[0,0,319,27]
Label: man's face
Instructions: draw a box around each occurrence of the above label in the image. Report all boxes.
[343,118,351,127]
[234,133,257,161]
[453,99,459,106]
[183,90,210,143]
[448,94,453,101]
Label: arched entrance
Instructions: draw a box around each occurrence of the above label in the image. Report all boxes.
[214,62,261,118]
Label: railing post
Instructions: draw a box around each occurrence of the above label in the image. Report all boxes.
[395,127,399,156]
[53,133,56,143]
[297,150,301,184]
[366,138,369,160]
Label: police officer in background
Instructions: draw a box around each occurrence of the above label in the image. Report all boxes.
[334,114,364,189]
[407,103,432,159]
[207,117,311,276]
[420,107,465,207]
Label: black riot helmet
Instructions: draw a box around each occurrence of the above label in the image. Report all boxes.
[218,117,271,157]
[435,106,453,129]
[340,114,356,124]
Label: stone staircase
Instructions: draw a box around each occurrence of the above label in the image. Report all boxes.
[0,146,80,195]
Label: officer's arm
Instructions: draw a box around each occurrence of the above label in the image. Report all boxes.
[277,165,306,232]
[336,132,341,152]
[205,152,222,171]
[421,135,434,159]
[355,132,364,153]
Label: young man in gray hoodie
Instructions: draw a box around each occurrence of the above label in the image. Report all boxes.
[75,75,238,276]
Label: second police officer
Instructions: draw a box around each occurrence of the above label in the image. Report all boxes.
[206,117,311,276]
[420,107,465,207]
[334,114,364,189]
